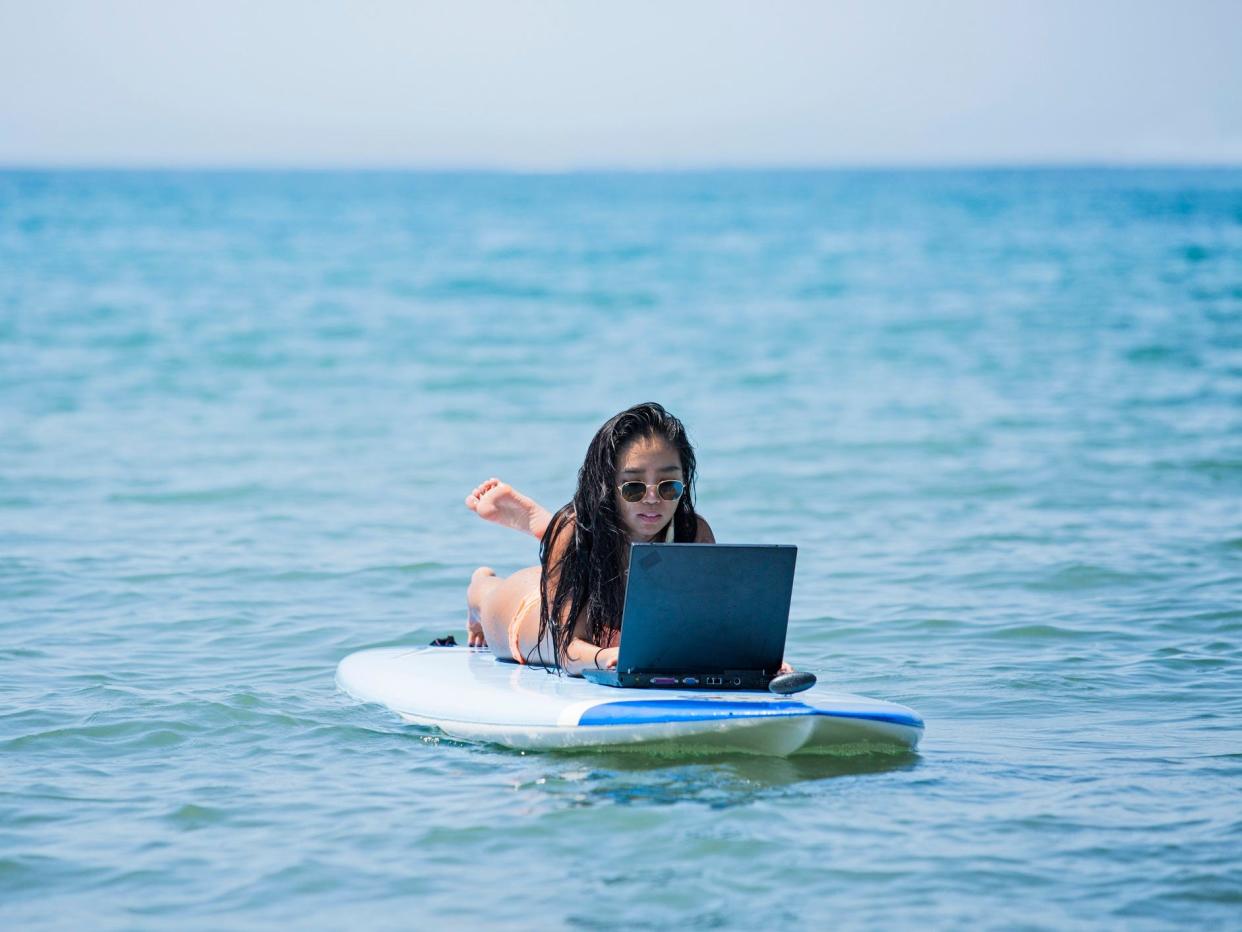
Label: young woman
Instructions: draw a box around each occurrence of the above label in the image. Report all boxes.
[464,402,715,676]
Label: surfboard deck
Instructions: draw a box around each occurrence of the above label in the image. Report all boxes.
[337,646,923,756]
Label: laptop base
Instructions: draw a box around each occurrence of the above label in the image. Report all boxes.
[581,668,774,691]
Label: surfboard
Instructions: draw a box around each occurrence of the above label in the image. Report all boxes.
[337,646,924,756]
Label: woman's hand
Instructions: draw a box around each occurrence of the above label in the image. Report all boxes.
[563,638,619,676]
[777,659,794,674]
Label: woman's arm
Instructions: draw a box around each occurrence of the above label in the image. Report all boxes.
[540,515,615,676]
[561,638,618,676]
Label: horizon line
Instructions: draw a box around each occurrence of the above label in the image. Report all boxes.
[3,159,1241,174]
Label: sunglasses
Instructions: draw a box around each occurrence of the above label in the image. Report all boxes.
[616,479,685,503]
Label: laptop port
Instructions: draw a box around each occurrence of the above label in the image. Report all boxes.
[705,676,723,686]
[731,677,742,686]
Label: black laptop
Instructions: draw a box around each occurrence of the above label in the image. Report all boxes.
[581,543,797,691]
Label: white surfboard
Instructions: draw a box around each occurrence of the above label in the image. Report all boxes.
[337,646,924,756]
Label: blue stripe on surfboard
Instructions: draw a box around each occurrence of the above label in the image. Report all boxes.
[576,699,924,729]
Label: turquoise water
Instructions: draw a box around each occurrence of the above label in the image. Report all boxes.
[2,169,1240,928]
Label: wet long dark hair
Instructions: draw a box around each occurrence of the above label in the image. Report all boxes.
[535,402,700,668]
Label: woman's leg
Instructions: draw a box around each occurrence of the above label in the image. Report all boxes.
[466,565,555,665]
[463,478,555,661]
[465,567,502,647]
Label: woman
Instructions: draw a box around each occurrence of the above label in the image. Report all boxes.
[464,402,715,676]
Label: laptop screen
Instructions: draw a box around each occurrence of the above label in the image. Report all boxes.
[617,543,797,674]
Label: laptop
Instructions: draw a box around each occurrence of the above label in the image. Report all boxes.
[581,543,797,691]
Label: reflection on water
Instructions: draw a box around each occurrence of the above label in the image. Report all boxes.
[510,747,922,810]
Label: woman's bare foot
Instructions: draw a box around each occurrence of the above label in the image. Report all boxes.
[465,479,552,540]
[466,566,499,647]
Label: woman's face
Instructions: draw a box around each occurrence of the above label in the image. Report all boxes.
[614,433,684,542]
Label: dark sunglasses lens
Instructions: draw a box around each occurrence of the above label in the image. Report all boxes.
[658,480,684,500]
[620,481,646,502]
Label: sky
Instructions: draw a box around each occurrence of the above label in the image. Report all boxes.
[1,0,1239,169]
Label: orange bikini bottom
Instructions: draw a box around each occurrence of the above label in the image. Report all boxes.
[508,591,540,664]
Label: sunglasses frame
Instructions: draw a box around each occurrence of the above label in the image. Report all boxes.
[616,479,685,503]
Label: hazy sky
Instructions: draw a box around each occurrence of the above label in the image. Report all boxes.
[1,0,1239,168]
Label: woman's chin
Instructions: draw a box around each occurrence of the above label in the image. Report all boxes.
[626,521,665,541]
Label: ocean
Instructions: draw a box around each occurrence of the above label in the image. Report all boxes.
[2,168,1239,928]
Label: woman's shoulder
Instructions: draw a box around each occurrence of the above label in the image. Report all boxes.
[693,515,716,543]
[542,506,579,560]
